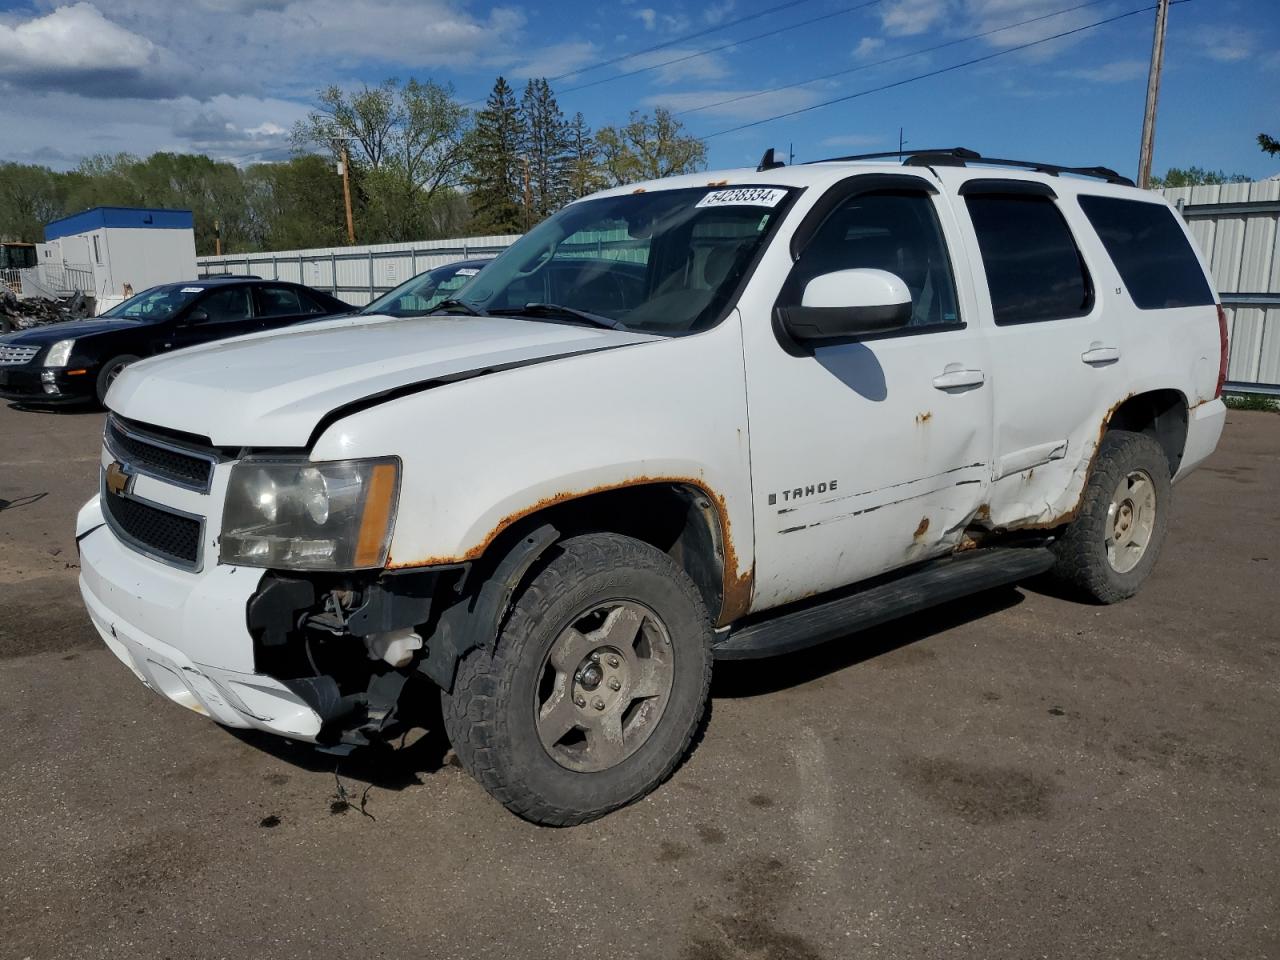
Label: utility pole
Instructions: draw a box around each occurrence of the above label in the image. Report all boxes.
[339,142,356,245]
[1137,0,1170,189]
[213,219,221,257]
[898,127,906,161]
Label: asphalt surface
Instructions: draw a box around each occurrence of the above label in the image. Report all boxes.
[1,400,1277,960]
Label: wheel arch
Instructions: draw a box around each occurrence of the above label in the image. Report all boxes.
[1105,388,1189,478]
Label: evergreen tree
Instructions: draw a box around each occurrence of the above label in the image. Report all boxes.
[519,79,572,222]
[464,77,523,234]
[566,112,606,200]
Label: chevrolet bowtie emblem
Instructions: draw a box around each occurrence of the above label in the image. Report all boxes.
[105,460,132,497]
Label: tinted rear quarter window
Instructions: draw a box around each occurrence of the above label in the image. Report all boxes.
[966,194,1093,325]
[1077,196,1214,309]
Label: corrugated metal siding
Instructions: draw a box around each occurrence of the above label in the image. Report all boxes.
[196,235,520,306]
[1160,180,1280,389]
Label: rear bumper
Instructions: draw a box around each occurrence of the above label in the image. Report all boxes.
[1174,398,1227,483]
[77,494,323,740]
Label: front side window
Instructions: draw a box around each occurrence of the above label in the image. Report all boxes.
[1077,196,1214,310]
[458,186,796,335]
[101,284,202,322]
[781,190,960,330]
[965,194,1092,325]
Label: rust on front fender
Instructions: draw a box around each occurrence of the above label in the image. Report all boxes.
[386,475,754,627]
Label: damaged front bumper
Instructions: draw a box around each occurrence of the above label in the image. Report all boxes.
[79,494,325,740]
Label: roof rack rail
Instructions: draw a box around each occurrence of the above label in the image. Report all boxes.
[803,146,1134,186]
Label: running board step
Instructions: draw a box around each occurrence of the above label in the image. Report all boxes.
[714,546,1054,660]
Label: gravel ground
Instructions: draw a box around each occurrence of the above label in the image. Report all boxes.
[1,400,1277,960]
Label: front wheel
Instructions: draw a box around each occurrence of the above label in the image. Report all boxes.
[441,533,713,825]
[1050,429,1172,603]
[95,354,139,406]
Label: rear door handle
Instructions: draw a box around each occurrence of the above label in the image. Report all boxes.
[932,365,985,391]
[1082,343,1121,365]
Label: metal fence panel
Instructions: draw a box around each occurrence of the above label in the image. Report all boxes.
[196,234,521,306]
[1162,180,1280,391]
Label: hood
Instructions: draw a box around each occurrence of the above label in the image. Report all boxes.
[0,316,143,346]
[107,312,658,447]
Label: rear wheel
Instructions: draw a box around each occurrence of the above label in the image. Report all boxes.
[1050,430,1171,603]
[441,533,713,825]
[95,354,139,406]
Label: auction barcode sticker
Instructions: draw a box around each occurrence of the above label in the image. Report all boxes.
[696,187,788,209]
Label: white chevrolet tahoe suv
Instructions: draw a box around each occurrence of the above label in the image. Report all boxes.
[78,148,1227,825]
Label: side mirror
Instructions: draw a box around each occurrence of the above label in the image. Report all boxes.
[779,269,912,343]
[183,309,209,326]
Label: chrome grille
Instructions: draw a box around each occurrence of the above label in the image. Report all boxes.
[101,476,204,571]
[104,416,218,492]
[0,344,39,365]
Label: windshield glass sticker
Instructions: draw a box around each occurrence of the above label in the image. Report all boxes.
[696,187,788,209]
[455,268,479,276]
[180,287,204,293]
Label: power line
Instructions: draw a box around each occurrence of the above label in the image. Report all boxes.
[461,0,829,106]
[559,0,883,96]
[700,4,1163,140]
[547,0,823,83]
[675,0,1110,117]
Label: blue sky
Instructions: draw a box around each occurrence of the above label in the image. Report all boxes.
[0,0,1276,181]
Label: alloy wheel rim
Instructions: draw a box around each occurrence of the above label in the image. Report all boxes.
[1105,468,1156,574]
[535,600,674,773]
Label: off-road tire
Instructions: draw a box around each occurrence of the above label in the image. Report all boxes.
[1050,429,1171,604]
[95,355,139,406]
[441,533,714,826]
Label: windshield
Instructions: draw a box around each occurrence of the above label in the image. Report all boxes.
[100,284,204,322]
[454,186,796,335]
[362,262,487,317]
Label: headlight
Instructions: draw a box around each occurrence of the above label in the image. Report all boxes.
[45,339,75,367]
[219,457,400,570]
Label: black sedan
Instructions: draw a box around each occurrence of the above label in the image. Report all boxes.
[0,278,350,407]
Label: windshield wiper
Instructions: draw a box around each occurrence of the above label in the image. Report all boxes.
[428,298,488,317]
[509,302,627,331]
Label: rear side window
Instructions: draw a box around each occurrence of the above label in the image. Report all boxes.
[1077,196,1214,309]
[966,194,1092,325]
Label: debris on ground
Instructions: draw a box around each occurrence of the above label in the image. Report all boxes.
[0,289,92,333]
[330,769,376,821]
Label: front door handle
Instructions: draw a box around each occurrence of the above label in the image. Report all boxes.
[932,365,985,391]
[1082,342,1121,365]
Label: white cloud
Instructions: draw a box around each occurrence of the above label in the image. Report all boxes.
[633,7,658,30]
[878,0,952,37]
[853,36,886,58]
[624,47,732,84]
[704,0,735,26]
[1060,59,1147,83]
[1195,27,1256,63]
[500,41,600,80]
[644,87,820,121]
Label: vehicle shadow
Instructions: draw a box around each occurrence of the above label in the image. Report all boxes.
[711,586,1026,699]
[5,401,100,415]
[225,675,453,791]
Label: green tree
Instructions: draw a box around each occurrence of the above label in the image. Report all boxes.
[244,155,348,251]
[595,108,706,186]
[1260,133,1280,157]
[295,78,470,243]
[464,76,524,234]
[566,112,606,200]
[1150,166,1252,188]
[0,163,66,242]
[519,78,572,222]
